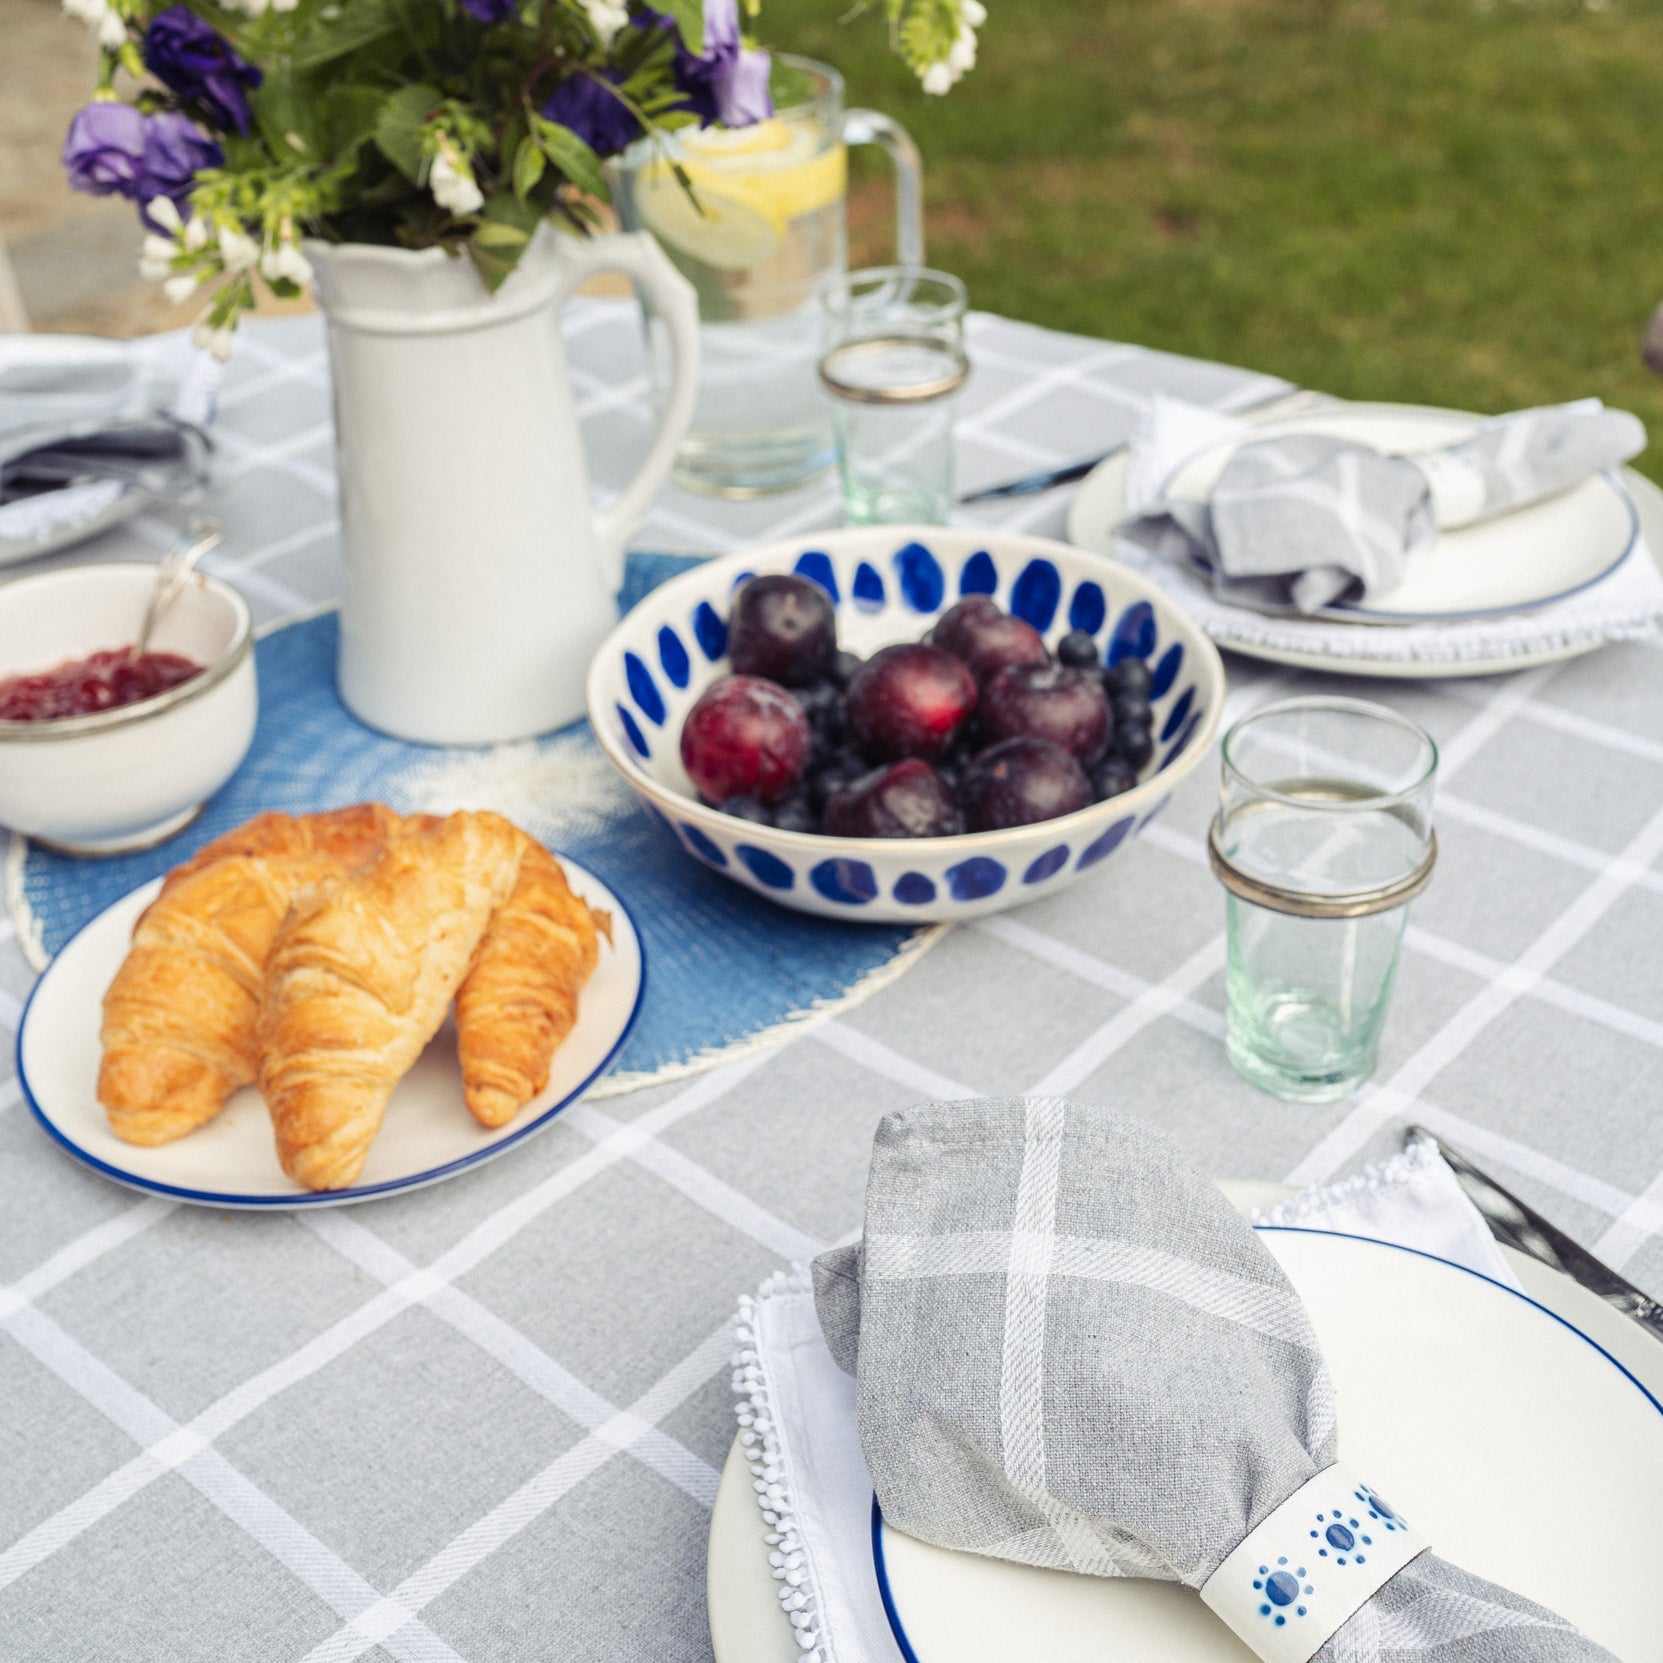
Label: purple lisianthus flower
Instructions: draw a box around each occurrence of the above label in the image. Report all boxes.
[638,0,772,129]
[140,110,221,207]
[143,6,263,137]
[460,0,516,18]
[542,70,640,156]
[62,102,148,197]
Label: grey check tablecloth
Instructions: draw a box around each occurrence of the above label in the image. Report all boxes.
[4,302,1663,1663]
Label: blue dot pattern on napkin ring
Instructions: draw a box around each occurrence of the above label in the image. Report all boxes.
[1308,1509,1374,1565]
[1251,1559,1315,1627]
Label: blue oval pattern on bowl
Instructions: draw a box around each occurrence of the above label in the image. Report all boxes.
[595,532,1222,922]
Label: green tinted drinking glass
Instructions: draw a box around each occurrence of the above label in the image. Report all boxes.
[1211,697,1439,1104]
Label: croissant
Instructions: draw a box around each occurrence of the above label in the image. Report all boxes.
[257,811,528,1190]
[455,839,611,1127]
[98,805,401,1145]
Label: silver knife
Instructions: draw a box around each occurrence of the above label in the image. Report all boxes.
[1407,1125,1663,1345]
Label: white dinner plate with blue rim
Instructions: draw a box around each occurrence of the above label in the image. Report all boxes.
[707,1208,1663,1663]
[15,856,644,1208]
[1067,401,1644,635]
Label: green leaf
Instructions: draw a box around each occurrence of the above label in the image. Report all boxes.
[532,117,609,202]
[251,72,323,162]
[512,137,546,201]
[324,84,386,164]
[375,83,441,185]
[651,0,703,46]
[291,0,399,70]
[468,194,542,292]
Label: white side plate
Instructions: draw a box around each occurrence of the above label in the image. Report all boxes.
[1067,401,1663,678]
[17,858,643,1207]
[708,1207,1663,1663]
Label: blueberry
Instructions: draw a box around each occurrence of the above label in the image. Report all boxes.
[771,791,819,834]
[807,751,868,811]
[1056,629,1099,669]
[1090,756,1138,801]
[797,679,848,754]
[1113,692,1152,730]
[719,793,773,824]
[1106,657,1153,698]
[1115,721,1154,769]
[830,649,864,688]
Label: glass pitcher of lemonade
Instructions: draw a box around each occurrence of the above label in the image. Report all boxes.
[616,55,922,497]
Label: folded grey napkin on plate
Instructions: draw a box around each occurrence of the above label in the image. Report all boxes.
[0,342,210,504]
[1120,400,1645,614]
[813,1098,1616,1661]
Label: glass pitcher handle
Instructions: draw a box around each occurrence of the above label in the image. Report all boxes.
[842,109,925,268]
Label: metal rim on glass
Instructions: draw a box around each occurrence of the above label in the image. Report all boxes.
[817,335,971,404]
[1211,695,1439,919]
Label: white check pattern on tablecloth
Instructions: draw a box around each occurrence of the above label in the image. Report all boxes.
[2,301,1663,1662]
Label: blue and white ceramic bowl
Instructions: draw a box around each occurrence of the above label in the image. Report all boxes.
[586,527,1226,923]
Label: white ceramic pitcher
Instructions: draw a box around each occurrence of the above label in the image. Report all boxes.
[306,225,699,745]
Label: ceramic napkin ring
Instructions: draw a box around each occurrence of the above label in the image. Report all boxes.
[1200,1462,1429,1663]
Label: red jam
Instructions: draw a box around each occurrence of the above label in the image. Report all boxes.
[0,647,204,722]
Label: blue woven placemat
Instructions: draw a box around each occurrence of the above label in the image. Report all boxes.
[13,554,937,1093]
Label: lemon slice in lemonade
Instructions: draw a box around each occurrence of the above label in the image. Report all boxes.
[637,119,847,271]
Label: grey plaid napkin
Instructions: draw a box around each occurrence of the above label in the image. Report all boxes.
[1120,400,1645,613]
[813,1098,1616,1662]
[0,342,210,503]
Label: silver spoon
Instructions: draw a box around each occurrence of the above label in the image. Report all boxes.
[134,516,223,656]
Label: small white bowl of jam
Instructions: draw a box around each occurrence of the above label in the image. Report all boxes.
[0,561,257,854]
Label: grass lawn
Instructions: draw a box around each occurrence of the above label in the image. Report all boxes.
[769,0,1663,481]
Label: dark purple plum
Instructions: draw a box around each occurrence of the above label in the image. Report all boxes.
[930,596,1050,685]
[680,675,811,806]
[845,644,977,764]
[1106,656,1153,698]
[1056,629,1099,669]
[1115,722,1154,769]
[980,662,1113,766]
[824,759,963,838]
[960,737,1093,832]
[728,574,836,687]
[1090,755,1138,801]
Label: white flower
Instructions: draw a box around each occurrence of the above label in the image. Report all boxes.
[218,223,260,272]
[583,0,629,46]
[430,143,485,217]
[183,216,209,252]
[260,238,314,286]
[145,195,185,235]
[164,273,201,305]
[191,318,235,362]
[138,233,176,281]
[961,0,987,26]
[947,27,977,74]
[920,61,953,95]
[98,8,126,47]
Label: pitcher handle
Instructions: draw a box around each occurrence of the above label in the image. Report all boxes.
[842,109,925,268]
[550,230,701,591]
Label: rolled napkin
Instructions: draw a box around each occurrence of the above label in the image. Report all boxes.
[0,337,211,506]
[812,1098,1617,1663]
[1121,398,1645,613]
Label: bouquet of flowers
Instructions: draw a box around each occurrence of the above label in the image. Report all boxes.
[60,0,988,357]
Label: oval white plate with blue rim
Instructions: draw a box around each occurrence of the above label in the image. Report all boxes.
[15,856,643,1208]
[707,1212,1663,1663]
